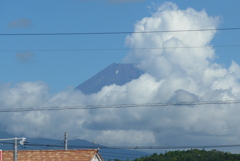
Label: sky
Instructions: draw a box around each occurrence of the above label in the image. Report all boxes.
[0,0,240,154]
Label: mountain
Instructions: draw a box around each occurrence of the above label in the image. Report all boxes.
[0,131,150,160]
[76,63,144,94]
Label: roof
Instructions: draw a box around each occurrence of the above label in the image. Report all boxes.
[2,149,103,161]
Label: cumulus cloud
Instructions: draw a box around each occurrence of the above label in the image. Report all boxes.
[1,2,240,150]
[8,18,32,28]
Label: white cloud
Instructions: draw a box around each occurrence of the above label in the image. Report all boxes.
[124,2,219,81]
[1,2,240,150]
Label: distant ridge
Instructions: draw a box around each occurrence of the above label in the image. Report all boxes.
[76,63,143,94]
[0,131,150,160]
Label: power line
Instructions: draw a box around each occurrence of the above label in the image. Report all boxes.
[0,28,239,36]
[0,45,239,52]
[61,144,240,149]
[11,141,240,160]
[21,141,146,158]
[23,143,142,160]
[22,142,240,150]
[1,141,141,160]
[5,140,240,159]
[0,100,240,112]
[6,141,240,150]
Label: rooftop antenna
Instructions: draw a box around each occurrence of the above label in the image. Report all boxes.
[64,132,68,150]
[0,137,26,161]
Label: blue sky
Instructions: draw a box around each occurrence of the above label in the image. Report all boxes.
[1,0,240,151]
[0,0,239,93]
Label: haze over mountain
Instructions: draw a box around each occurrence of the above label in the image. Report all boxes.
[76,63,143,95]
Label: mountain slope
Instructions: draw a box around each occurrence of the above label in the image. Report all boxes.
[76,63,143,95]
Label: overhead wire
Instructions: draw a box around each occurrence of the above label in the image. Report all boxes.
[0,141,139,160]
[2,125,240,151]
[0,100,240,112]
[3,138,240,160]
[0,44,239,52]
[0,27,239,36]
[21,142,145,159]
[0,27,239,159]
[22,142,240,150]
[19,141,240,160]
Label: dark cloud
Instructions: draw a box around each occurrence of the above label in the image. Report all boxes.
[168,89,199,103]
[16,51,34,63]
[8,18,32,28]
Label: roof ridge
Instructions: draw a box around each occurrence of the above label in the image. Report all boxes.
[3,149,99,152]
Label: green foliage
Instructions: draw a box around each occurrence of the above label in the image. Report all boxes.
[133,149,240,161]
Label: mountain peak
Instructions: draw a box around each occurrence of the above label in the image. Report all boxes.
[76,63,143,95]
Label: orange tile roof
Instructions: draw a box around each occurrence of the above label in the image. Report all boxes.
[2,149,103,161]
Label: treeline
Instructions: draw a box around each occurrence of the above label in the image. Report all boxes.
[109,149,240,161]
[132,149,240,161]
